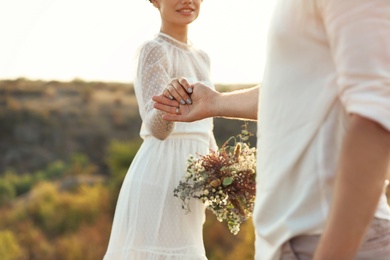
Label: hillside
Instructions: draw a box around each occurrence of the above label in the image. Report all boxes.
[0,78,257,175]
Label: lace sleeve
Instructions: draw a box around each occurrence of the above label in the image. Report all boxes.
[134,42,175,140]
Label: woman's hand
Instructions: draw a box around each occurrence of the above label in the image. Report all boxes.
[163,77,194,105]
[153,82,219,122]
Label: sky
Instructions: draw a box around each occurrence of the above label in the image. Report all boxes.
[0,0,275,84]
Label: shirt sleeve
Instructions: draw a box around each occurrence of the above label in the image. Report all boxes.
[135,43,175,140]
[321,0,390,131]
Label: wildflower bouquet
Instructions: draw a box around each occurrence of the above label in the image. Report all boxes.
[174,124,257,235]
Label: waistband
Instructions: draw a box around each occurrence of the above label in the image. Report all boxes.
[142,133,210,147]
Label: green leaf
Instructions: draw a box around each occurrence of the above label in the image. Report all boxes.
[241,136,249,141]
[223,177,233,186]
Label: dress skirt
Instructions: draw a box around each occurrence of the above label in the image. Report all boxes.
[104,134,209,260]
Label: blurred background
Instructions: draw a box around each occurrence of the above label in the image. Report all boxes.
[1,0,271,259]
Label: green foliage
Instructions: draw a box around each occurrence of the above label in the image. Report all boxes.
[0,154,95,207]
[0,230,24,260]
[45,160,66,179]
[1,169,33,199]
[106,139,141,195]
[0,161,67,206]
[223,177,233,186]
[106,139,141,176]
[0,181,16,205]
[64,153,96,176]
[14,182,108,236]
[0,178,108,257]
[203,211,255,260]
[18,174,33,194]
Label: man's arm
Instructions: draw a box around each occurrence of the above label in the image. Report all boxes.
[211,85,259,120]
[314,114,390,260]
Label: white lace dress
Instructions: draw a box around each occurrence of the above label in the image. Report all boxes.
[104,33,216,260]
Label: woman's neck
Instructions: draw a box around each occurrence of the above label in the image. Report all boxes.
[159,26,188,44]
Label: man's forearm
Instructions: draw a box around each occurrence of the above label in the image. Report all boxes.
[314,114,390,260]
[213,85,259,120]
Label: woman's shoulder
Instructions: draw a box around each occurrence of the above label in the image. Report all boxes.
[192,47,211,65]
[136,37,167,64]
[138,37,166,54]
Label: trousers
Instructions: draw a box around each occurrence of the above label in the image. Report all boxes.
[280,218,390,260]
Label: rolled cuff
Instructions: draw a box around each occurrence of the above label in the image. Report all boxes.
[343,93,390,131]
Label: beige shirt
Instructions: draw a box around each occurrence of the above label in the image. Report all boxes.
[254,0,390,259]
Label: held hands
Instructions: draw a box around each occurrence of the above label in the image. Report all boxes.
[152,77,219,122]
[164,77,194,106]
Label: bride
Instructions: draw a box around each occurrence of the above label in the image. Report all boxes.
[103,0,216,259]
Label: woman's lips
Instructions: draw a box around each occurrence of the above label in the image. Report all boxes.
[177,8,195,14]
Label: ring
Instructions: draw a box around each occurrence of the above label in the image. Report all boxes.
[175,107,180,114]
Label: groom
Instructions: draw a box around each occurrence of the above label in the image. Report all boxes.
[153,0,390,259]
